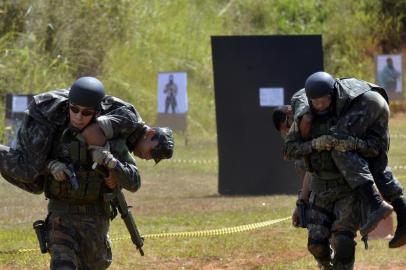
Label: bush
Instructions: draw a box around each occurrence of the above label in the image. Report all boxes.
[0,0,405,141]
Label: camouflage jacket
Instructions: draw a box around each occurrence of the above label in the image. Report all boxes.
[290,88,309,121]
[0,89,144,184]
[283,78,388,161]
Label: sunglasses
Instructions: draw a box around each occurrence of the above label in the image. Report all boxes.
[69,104,95,117]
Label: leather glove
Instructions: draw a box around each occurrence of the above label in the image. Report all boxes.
[311,135,336,151]
[47,160,71,181]
[335,136,366,152]
[89,143,117,169]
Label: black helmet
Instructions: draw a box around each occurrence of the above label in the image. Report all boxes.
[69,77,105,108]
[305,72,335,99]
[151,127,174,164]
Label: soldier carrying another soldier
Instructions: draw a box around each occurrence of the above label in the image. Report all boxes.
[0,77,174,269]
[283,72,406,269]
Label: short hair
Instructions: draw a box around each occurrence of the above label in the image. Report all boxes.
[272,106,289,131]
[151,127,174,164]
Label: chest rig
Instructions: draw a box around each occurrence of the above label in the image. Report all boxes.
[308,114,342,182]
[45,127,105,204]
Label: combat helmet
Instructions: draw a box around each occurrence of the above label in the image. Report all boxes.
[151,127,174,164]
[305,71,336,99]
[69,77,105,109]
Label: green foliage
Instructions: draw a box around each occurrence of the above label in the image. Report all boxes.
[0,0,405,140]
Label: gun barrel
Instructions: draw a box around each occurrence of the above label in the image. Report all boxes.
[122,210,144,256]
[69,175,79,190]
[67,164,80,190]
[92,163,145,256]
[116,191,144,255]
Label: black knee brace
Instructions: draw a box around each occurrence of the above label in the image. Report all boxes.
[51,260,76,270]
[308,238,331,260]
[333,231,356,264]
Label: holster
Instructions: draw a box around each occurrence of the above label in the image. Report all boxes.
[296,199,309,228]
[33,220,48,254]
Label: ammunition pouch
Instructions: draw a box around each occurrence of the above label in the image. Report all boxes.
[45,170,104,203]
[311,175,347,193]
[48,199,111,216]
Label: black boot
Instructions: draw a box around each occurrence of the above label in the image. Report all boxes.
[359,182,393,236]
[389,196,406,248]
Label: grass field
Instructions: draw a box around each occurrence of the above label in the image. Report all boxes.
[0,115,406,269]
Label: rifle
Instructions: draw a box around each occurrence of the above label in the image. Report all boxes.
[92,163,145,256]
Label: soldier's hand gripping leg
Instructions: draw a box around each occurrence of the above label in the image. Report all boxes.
[389,196,406,248]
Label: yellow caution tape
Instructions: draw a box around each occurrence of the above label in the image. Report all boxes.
[0,248,39,255]
[0,217,290,255]
[112,217,290,241]
[139,158,217,164]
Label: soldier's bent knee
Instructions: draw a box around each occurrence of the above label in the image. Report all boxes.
[50,260,76,270]
[308,239,330,259]
[361,91,389,116]
[333,232,356,264]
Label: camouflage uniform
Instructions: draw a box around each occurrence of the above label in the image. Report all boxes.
[46,212,112,270]
[45,126,140,270]
[290,79,403,203]
[285,110,359,269]
[290,90,310,181]
[331,79,403,202]
[291,88,309,121]
[0,89,145,193]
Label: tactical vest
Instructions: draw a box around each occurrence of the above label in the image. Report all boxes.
[45,127,106,204]
[308,114,345,191]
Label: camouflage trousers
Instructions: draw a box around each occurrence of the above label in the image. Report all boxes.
[332,91,403,202]
[307,183,360,270]
[294,159,306,181]
[46,212,112,270]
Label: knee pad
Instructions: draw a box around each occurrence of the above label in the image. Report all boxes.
[50,260,76,270]
[333,232,356,264]
[308,239,331,259]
